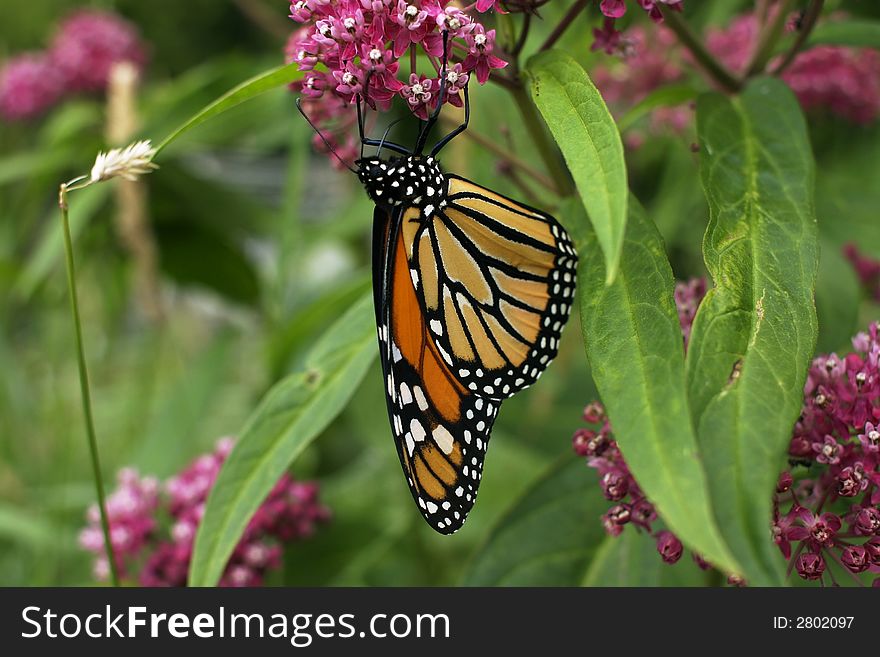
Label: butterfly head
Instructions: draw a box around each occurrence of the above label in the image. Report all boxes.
[356,155,446,211]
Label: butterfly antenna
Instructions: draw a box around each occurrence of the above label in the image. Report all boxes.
[296,97,357,174]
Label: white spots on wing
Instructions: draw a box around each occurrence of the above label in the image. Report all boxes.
[410,268,419,288]
[399,382,413,406]
[406,434,415,456]
[463,430,472,444]
[410,418,426,442]
[459,368,470,377]
[406,186,414,195]
[413,385,429,411]
[476,420,485,431]
[432,425,454,454]
[455,486,464,497]
[429,319,443,336]
[437,343,453,365]
[426,501,438,514]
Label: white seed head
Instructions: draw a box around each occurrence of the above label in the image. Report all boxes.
[90,140,158,183]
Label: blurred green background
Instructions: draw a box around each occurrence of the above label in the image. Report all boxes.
[1,0,878,586]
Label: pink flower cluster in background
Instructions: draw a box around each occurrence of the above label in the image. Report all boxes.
[599,0,683,23]
[844,244,880,303]
[590,10,880,142]
[573,277,880,586]
[708,13,880,125]
[79,438,331,587]
[286,0,507,167]
[0,10,146,122]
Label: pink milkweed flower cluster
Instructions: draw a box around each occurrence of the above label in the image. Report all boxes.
[599,0,683,22]
[707,13,880,125]
[572,279,706,566]
[80,438,330,587]
[843,244,880,303]
[590,11,880,141]
[286,0,507,166]
[0,9,147,122]
[777,324,880,585]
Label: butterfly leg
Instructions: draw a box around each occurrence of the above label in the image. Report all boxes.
[430,83,469,157]
[357,88,412,157]
[414,31,451,155]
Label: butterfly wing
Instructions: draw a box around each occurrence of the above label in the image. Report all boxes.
[373,206,497,534]
[402,175,577,401]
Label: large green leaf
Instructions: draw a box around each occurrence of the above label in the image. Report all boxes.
[154,62,302,156]
[526,50,627,283]
[574,196,741,577]
[189,293,377,586]
[462,457,607,586]
[688,78,818,585]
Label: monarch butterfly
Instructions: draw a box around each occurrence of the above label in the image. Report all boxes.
[299,37,577,534]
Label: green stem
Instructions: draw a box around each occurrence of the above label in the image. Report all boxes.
[443,118,559,194]
[661,7,741,93]
[772,0,825,75]
[745,0,796,76]
[539,0,589,53]
[59,183,119,588]
[510,83,575,197]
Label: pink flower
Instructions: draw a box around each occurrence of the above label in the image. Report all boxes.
[287,0,506,163]
[600,0,627,19]
[795,552,826,581]
[401,72,436,119]
[50,9,147,93]
[655,531,683,564]
[475,0,506,12]
[81,439,330,586]
[0,52,65,121]
[462,25,507,85]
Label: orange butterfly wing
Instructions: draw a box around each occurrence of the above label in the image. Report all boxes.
[374,207,495,533]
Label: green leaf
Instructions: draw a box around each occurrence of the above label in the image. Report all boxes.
[688,78,818,585]
[807,20,880,49]
[526,50,628,284]
[582,531,712,587]
[815,239,859,354]
[574,196,741,578]
[189,293,377,586]
[154,63,302,156]
[618,83,700,133]
[462,457,608,586]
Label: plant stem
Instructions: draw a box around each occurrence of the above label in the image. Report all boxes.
[510,83,575,196]
[59,183,119,588]
[661,7,741,93]
[745,0,797,76]
[442,118,559,194]
[772,0,825,75]
[539,0,589,52]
